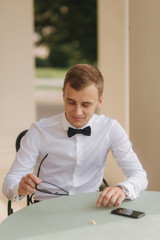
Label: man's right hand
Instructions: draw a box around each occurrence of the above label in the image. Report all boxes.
[18,173,41,196]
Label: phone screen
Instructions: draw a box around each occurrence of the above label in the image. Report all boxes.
[111,208,145,218]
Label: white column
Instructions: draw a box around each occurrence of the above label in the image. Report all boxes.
[0,0,35,137]
[129,0,160,191]
[0,0,35,157]
[98,0,129,185]
[0,0,35,222]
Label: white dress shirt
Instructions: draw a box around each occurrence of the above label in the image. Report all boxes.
[2,113,148,201]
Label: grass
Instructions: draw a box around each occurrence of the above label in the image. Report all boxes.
[35,67,68,79]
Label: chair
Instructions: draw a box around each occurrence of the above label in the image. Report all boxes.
[8,130,33,216]
[102,178,108,187]
[8,129,109,215]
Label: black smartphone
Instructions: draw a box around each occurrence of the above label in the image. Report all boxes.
[111,208,145,218]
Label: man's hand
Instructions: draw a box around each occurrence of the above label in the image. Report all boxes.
[18,173,41,196]
[96,186,126,207]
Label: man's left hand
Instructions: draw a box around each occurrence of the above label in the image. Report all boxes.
[96,186,126,207]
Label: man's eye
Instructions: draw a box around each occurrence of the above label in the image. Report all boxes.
[68,100,75,105]
[83,103,91,108]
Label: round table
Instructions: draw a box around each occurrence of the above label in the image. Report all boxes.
[0,191,160,240]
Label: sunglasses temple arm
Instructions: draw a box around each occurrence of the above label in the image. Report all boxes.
[36,154,48,178]
[35,154,48,190]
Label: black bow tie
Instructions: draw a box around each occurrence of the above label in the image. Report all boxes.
[67,126,91,138]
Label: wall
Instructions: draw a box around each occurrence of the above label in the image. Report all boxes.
[98,0,160,190]
[129,0,160,191]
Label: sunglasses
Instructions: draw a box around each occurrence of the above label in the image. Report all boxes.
[35,154,69,196]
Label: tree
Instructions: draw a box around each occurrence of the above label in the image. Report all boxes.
[34,0,97,67]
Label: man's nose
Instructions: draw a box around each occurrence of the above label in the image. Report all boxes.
[74,105,82,115]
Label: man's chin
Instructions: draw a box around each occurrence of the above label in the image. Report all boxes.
[66,115,87,128]
[72,123,84,128]
[71,120,86,128]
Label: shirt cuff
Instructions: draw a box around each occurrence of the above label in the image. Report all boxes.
[117,185,129,197]
[10,184,24,202]
[116,183,138,200]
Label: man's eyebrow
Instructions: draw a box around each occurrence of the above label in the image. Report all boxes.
[66,98,75,101]
[82,101,93,105]
[66,98,92,104]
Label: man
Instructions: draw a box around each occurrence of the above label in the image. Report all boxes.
[3,64,148,207]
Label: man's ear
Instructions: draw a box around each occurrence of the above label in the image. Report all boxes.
[97,95,104,108]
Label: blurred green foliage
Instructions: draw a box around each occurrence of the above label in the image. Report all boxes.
[35,67,67,78]
[34,0,97,68]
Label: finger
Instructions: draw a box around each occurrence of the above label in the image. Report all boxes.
[22,176,36,189]
[21,175,36,190]
[101,190,114,207]
[24,176,36,189]
[18,174,41,196]
[19,180,35,196]
[114,194,126,207]
[96,187,110,206]
[24,174,41,192]
[97,187,126,207]
[27,173,41,185]
[22,181,36,194]
[106,187,126,207]
[106,193,119,207]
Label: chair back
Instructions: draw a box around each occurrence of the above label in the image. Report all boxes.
[8,130,32,216]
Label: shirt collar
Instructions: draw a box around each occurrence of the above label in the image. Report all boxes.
[61,112,73,131]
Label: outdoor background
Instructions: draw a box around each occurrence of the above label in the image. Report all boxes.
[34,0,97,120]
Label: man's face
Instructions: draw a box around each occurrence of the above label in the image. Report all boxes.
[63,83,103,128]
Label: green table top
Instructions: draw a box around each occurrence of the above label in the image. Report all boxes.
[0,191,160,240]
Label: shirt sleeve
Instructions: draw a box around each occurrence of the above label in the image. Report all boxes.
[2,124,43,201]
[109,121,148,199]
